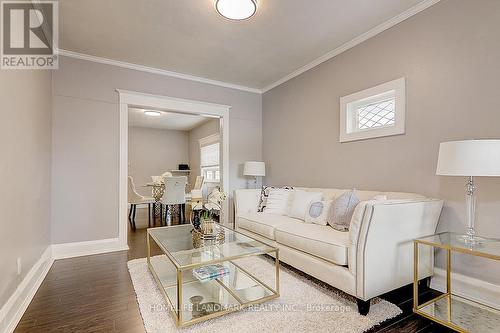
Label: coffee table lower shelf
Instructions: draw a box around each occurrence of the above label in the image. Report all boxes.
[414,292,500,332]
[148,254,280,327]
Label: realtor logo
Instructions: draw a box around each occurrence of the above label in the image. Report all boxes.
[1,0,58,69]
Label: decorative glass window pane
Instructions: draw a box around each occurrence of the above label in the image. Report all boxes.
[215,170,220,180]
[357,97,395,130]
[206,170,213,180]
[340,77,405,142]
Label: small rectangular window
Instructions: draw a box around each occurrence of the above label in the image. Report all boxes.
[340,78,405,142]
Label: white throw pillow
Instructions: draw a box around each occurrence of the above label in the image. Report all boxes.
[288,190,323,220]
[263,189,292,215]
[305,200,332,225]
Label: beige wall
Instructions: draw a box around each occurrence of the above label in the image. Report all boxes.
[0,71,52,307]
[52,56,262,244]
[263,0,500,284]
[129,126,189,196]
[188,119,220,188]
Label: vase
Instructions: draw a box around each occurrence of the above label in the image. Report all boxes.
[191,210,202,230]
[200,218,216,235]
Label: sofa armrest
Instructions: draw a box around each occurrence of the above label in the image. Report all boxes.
[233,189,261,219]
[349,199,443,300]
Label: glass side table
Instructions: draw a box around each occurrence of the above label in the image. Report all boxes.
[413,232,500,332]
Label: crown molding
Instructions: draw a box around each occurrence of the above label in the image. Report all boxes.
[262,0,441,93]
[57,0,441,95]
[57,49,262,94]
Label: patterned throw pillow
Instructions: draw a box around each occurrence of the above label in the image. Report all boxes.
[258,186,293,212]
[329,190,360,231]
[263,189,293,216]
[305,200,333,225]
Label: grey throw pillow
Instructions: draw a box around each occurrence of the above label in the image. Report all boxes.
[329,190,360,231]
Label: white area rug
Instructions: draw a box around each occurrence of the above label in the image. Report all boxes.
[127,256,401,333]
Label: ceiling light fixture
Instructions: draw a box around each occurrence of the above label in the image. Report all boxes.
[215,0,257,21]
[144,110,161,117]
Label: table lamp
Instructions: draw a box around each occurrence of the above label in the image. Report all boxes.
[243,161,266,189]
[436,140,500,243]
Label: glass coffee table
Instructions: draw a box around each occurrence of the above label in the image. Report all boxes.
[147,224,280,327]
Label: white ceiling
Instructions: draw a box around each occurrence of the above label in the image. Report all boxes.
[128,108,213,131]
[59,0,434,90]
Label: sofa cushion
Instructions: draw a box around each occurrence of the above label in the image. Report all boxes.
[274,221,349,266]
[237,213,302,240]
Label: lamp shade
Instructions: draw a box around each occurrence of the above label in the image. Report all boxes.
[244,161,266,177]
[436,140,500,177]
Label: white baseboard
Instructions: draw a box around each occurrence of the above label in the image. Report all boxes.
[51,238,129,260]
[431,268,500,310]
[0,246,54,333]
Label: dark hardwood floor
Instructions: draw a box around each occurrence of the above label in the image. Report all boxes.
[15,209,451,333]
[367,282,453,333]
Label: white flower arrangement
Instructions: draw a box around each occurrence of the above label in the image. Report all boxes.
[204,187,227,212]
[191,187,227,233]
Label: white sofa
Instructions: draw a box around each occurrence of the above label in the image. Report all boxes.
[234,187,443,314]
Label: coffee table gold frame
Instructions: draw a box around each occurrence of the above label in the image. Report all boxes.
[413,233,500,333]
[147,225,280,328]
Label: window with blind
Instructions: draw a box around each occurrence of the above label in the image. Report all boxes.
[200,139,220,183]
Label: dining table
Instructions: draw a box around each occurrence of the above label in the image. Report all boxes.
[143,182,191,223]
[143,182,165,217]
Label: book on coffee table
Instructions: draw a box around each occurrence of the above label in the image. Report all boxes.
[193,264,229,282]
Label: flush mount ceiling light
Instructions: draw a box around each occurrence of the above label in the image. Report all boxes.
[144,110,161,117]
[215,0,257,21]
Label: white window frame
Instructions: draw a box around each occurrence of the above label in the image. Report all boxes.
[340,77,406,143]
[200,134,220,183]
[201,166,220,183]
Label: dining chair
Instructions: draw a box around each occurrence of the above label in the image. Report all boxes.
[161,171,173,178]
[161,176,187,225]
[128,176,155,230]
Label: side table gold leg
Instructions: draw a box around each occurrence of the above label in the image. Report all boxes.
[413,241,419,310]
[447,248,452,322]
